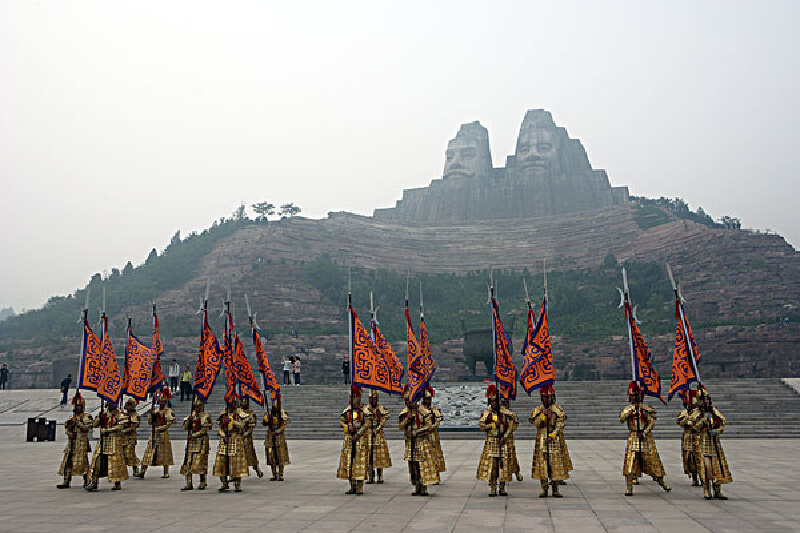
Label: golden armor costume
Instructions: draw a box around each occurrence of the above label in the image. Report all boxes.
[500,398,522,483]
[57,392,93,489]
[138,387,175,479]
[552,389,572,483]
[689,386,732,500]
[676,389,701,486]
[366,390,391,484]
[239,397,264,478]
[337,386,371,495]
[620,381,671,496]
[399,385,439,496]
[422,387,446,477]
[530,385,569,497]
[180,397,212,491]
[263,393,291,481]
[214,398,249,492]
[477,385,514,497]
[120,398,141,476]
[86,404,128,491]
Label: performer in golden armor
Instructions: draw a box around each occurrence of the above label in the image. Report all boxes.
[180,397,212,491]
[86,403,128,491]
[477,385,513,497]
[500,397,522,482]
[399,384,439,496]
[676,388,701,486]
[690,386,732,500]
[137,387,175,479]
[263,393,291,481]
[422,387,446,479]
[620,381,671,496]
[530,385,569,497]
[239,397,264,478]
[337,385,370,495]
[120,398,141,477]
[214,397,249,492]
[366,390,391,484]
[57,392,93,489]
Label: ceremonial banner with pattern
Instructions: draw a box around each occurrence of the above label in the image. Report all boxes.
[668,301,701,402]
[96,318,123,404]
[406,308,426,403]
[233,333,264,405]
[372,320,404,394]
[193,311,223,401]
[223,314,238,405]
[491,299,516,401]
[626,302,665,403]
[519,301,554,394]
[78,320,103,392]
[149,313,165,392]
[253,329,280,401]
[418,316,436,388]
[350,306,396,394]
[123,329,155,401]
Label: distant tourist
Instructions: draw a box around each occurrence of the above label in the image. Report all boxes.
[0,363,8,390]
[293,356,301,386]
[59,373,72,405]
[168,359,180,392]
[342,355,349,384]
[180,365,193,401]
[282,356,292,385]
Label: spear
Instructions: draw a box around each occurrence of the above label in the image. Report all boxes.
[621,267,645,475]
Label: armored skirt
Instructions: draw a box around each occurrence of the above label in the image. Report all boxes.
[530,405,570,481]
[264,409,291,466]
[142,430,174,466]
[337,407,371,481]
[58,415,92,477]
[89,430,129,483]
[476,408,513,483]
[213,434,249,479]
[369,406,392,470]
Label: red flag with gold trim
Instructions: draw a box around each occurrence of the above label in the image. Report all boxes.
[193,310,223,401]
[253,329,280,401]
[78,320,103,392]
[96,317,123,404]
[233,333,264,406]
[491,299,516,401]
[123,327,155,401]
[625,302,665,403]
[519,300,554,394]
[668,301,701,402]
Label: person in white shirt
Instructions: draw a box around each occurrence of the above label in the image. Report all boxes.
[282,356,292,385]
[168,360,180,392]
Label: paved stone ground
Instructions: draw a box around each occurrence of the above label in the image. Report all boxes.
[1,427,798,532]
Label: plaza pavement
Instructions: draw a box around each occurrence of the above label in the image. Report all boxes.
[0,427,798,532]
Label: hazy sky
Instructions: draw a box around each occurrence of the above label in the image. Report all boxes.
[1,1,798,312]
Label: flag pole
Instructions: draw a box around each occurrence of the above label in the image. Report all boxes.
[621,268,635,382]
[76,286,90,394]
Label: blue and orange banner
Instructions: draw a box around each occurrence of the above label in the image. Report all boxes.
[96,318,123,404]
[123,329,155,401]
[233,333,264,406]
[405,308,426,403]
[625,302,665,403]
[149,313,165,392]
[253,329,280,401]
[350,306,398,394]
[668,302,701,402]
[418,316,436,388]
[78,320,103,392]
[193,311,223,401]
[223,313,238,405]
[372,320,404,394]
[519,300,554,394]
[491,299,516,401]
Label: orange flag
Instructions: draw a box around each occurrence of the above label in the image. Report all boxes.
[96,317,122,404]
[78,320,103,392]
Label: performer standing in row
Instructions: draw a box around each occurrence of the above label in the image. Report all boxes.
[263,393,291,481]
[690,386,732,500]
[530,385,568,497]
[86,403,128,491]
[337,385,370,495]
[422,387,446,480]
[676,389,701,486]
[214,397,249,492]
[180,397,212,491]
[137,387,175,479]
[239,397,264,478]
[57,392,92,489]
[477,385,513,497]
[500,397,522,482]
[367,390,391,484]
[120,398,141,477]
[620,381,671,496]
[399,384,438,496]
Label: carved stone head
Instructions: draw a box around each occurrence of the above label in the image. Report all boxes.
[515,109,561,177]
[443,121,492,180]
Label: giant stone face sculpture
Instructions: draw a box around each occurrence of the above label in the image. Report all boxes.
[443,121,492,181]
[515,110,561,177]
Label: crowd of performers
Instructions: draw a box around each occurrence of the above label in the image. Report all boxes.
[58,380,731,500]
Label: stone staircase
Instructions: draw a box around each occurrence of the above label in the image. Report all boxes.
[148,378,800,441]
